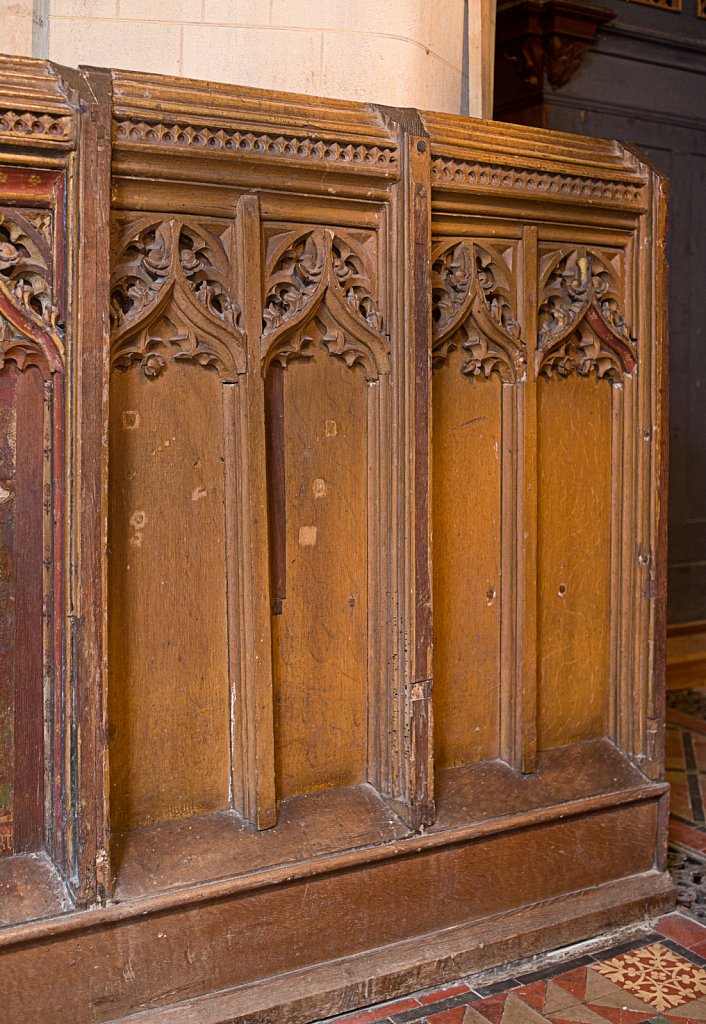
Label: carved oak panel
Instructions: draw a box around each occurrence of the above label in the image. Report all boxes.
[0,59,669,1024]
[431,237,524,769]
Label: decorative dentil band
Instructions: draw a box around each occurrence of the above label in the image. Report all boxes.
[537,248,636,382]
[110,217,245,380]
[261,228,389,380]
[0,110,74,146]
[114,120,398,170]
[431,156,643,206]
[0,208,63,374]
[431,238,525,383]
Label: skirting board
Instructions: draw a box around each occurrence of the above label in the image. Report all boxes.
[2,792,673,1024]
[106,870,675,1024]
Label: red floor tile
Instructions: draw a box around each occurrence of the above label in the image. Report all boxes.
[338,997,420,1024]
[425,1008,466,1024]
[468,992,509,1024]
[419,984,471,1005]
[657,912,706,950]
[553,967,588,1003]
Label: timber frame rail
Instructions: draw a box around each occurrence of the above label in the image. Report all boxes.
[0,56,671,1024]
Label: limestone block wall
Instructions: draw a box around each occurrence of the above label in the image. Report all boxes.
[6,0,495,117]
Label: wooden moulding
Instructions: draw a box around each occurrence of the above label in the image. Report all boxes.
[0,56,671,1024]
[0,56,108,916]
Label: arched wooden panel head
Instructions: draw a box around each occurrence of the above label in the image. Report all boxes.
[260,226,390,800]
[535,245,635,750]
[430,238,524,769]
[108,215,244,832]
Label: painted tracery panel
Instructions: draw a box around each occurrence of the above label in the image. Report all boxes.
[0,188,64,857]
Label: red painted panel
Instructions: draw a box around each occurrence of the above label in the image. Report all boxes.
[0,363,46,855]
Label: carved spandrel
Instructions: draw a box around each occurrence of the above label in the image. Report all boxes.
[110,217,245,380]
[0,208,62,376]
[261,228,389,381]
[431,239,524,383]
[537,247,636,382]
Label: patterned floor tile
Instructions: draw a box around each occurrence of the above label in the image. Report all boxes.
[493,993,551,1023]
[656,993,706,1019]
[583,967,654,1013]
[546,1007,610,1024]
[467,993,509,1024]
[592,943,706,1013]
[426,1008,466,1024]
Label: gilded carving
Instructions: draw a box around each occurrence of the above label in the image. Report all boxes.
[537,247,635,381]
[110,217,245,379]
[431,239,524,382]
[0,110,74,144]
[261,228,388,379]
[0,208,62,374]
[0,211,55,325]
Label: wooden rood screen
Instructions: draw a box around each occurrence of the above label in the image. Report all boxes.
[0,58,670,1024]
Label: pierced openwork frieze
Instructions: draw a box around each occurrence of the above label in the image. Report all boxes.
[0,208,62,375]
[431,239,524,383]
[261,228,389,380]
[0,110,74,146]
[110,217,245,380]
[537,247,635,382]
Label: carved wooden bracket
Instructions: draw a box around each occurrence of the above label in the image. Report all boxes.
[496,0,615,90]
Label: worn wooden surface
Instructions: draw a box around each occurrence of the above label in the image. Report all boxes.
[432,364,502,768]
[109,361,231,832]
[537,374,612,749]
[272,348,368,798]
[0,56,670,1024]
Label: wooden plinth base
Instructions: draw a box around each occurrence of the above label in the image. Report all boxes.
[109,870,674,1024]
[2,773,674,1024]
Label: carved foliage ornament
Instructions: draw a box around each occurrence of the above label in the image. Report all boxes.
[110,218,244,379]
[538,247,635,382]
[431,239,525,383]
[0,208,63,374]
[261,228,389,380]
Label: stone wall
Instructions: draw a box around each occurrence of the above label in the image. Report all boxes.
[4,0,496,116]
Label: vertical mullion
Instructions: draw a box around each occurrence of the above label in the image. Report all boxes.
[235,193,277,830]
[408,132,434,828]
[500,383,518,768]
[518,224,539,773]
